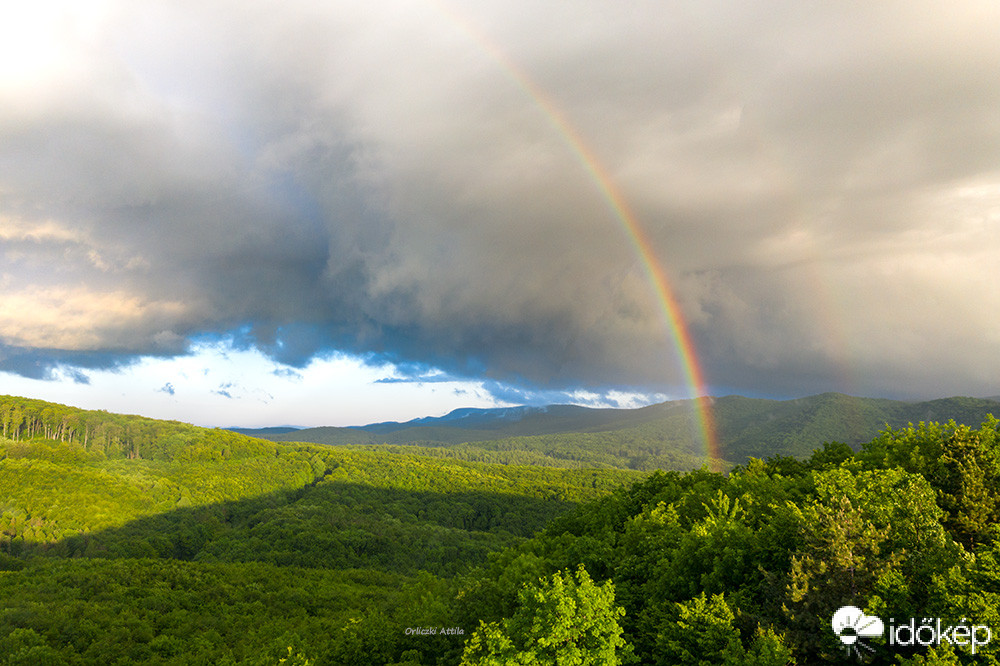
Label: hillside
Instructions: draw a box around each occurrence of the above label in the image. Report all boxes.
[253,393,1000,470]
[449,417,1000,665]
[2,394,999,663]
[0,395,643,569]
[0,394,647,662]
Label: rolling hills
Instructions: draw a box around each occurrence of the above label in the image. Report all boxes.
[240,393,1000,470]
[0,393,646,662]
[2,393,1000,663]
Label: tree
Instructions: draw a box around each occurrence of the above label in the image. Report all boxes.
[460,565,629,665]
[781,467,960,661]
[0,628,63,666]
[657,592,743,665]
[655,592,793,666]
[860,418,1000,549]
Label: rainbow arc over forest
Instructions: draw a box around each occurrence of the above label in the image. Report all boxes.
[432,2,721,469]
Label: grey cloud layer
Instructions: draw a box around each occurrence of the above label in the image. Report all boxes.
[1,0,998,398]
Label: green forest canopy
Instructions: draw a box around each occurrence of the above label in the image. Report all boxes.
[1,394,999,664]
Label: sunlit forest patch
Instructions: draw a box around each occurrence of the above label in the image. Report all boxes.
[2,396,1000,663]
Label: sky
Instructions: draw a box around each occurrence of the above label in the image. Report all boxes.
[1,1,999,427]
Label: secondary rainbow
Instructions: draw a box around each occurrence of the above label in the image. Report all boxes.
[432,2,721,468]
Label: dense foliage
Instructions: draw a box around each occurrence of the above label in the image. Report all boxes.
[2,394,999,664]
[349,432,714,472]
[450,418,1000,665]
[0,558,441,665]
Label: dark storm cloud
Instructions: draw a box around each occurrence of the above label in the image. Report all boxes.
[2,1,999,399]
[0,344,135,381]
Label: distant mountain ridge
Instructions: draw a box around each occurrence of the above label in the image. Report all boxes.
[368,405,543,429]
[226,426,302,436]
[242,393,1000,470]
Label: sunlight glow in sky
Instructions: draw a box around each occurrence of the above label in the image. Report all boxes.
[2,1,999,425]
[0,342,668,428]
[0,346,498,427]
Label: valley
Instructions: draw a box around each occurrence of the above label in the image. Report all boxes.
[2,393,999,664]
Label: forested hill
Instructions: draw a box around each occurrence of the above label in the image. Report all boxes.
[0,394,270,462]
[0,393,646,663]
[3,393,1000,663]
[247,393,1000,471]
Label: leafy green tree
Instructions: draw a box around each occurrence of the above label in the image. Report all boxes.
[893,642,962,665]
[741,627,795,666]
[656,592,792,666]
[861,418,1000,549]
[461,565,629,665]
[782,467,961,660]
[276,644,314,665]
[0,628,63,666]
[656,592,744,665]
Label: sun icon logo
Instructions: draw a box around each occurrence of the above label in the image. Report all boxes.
[832,605,884,659]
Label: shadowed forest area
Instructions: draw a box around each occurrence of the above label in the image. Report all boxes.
[2,395,1000,664]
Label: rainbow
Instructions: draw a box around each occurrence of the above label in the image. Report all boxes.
[431,1,722,469]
